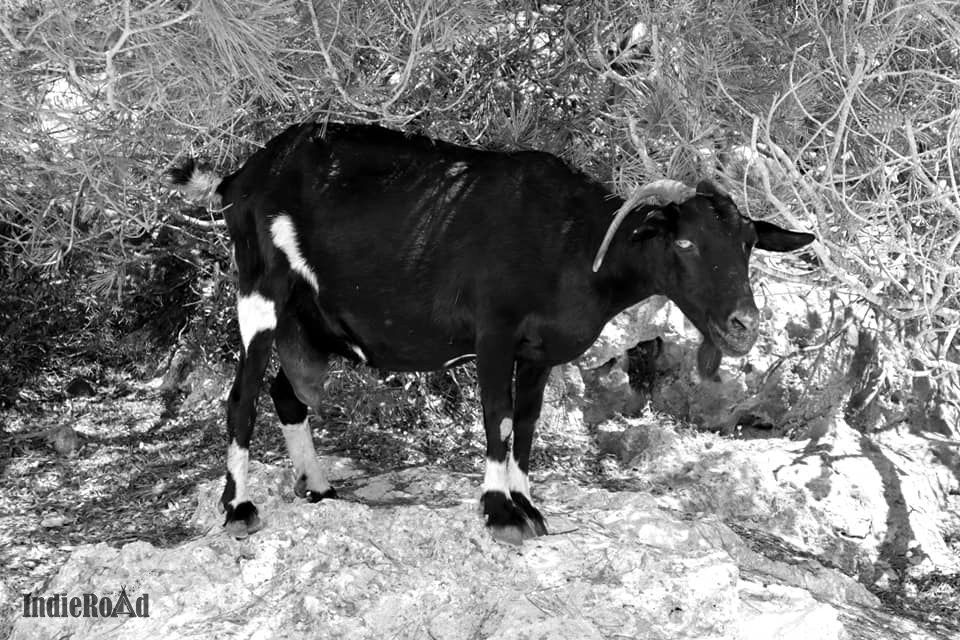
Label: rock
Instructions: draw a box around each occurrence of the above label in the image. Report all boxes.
[620,418,960,583]
[40,514,68,528]
[595,420,629,459]
[738,580,846,640]
[9,462,948,640]
[581,365,645,424]
[596,417,677,466]
[538,366,586,433]
[48,425,79,456]
[180,361,233,412]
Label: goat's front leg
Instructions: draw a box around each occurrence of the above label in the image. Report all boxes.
[508,360,551,537]
[476,338,532,544]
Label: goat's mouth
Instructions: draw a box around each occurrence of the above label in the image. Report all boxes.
[707,318,757,357]
[697,320,757,379]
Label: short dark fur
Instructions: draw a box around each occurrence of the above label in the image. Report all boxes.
[168,122,814,540]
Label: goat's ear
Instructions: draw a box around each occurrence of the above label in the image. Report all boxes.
[754,220,815,252]
[631,204,676,242]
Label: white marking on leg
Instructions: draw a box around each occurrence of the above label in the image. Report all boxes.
[226,441,249,507]
[348,343,367,363]
[443,353,476,368]
[237,293,276,353]
[270,215,320,293]
[498,417,513,442]
[507,452,531,501]
[280,420,331,493]
[481,458,509,495]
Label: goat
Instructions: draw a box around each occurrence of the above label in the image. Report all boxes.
[167,122,815,542]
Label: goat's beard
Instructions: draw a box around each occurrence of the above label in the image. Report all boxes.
[697,340,722,379]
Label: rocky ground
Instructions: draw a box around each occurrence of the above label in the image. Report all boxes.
[2,276,959,639]
[3,447,957,640]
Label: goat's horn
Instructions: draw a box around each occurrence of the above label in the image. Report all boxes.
[592,179,696,272]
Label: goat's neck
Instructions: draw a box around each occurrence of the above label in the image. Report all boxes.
[589,216,662,321]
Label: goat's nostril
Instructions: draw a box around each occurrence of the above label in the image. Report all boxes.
[729,310,759,334]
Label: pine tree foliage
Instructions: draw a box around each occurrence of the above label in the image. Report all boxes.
[1,0,959,381]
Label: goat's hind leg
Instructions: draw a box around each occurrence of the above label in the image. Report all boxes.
[270,367,336,502]
[223,292,277,538]
[274,309,337,502]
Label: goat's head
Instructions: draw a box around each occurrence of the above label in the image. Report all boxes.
[595,180,815,378]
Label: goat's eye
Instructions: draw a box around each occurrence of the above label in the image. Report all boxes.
[675,238,695,250]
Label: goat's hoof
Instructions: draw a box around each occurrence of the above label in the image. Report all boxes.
[294,474,337,502]
[305,487,337,503]
[510,491,548,536]
[482,491,548,545]
[223,501,262,538]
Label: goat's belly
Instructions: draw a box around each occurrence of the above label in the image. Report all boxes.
[514,315,607,367]
[315,313,475,372]
[365,348,476,372]
[354,329,476,371]
[283,286,475,371]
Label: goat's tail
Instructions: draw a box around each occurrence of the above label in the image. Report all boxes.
[165,158,224,208]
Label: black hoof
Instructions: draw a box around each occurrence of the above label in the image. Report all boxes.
[223,501,262,539]
[295,474,337,502]
[511,491,548,537]
[481,491,548,545]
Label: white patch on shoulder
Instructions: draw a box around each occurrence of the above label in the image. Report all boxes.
[226,441,249,507]
[236,293,276,353]
[507,452,531,500]
[499,417,513,442]
[443,353,476,368]
[270,215,320,293]
[482,458,509,495]
[280,420,332,494]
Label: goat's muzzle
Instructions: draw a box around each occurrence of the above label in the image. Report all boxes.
[707,304,760,358]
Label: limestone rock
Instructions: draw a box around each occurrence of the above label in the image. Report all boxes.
[595,417,677,466]
[9,462,948,640]
[625,420,960,584]
[737,580,846,640]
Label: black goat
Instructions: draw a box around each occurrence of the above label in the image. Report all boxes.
[167,122,814,542]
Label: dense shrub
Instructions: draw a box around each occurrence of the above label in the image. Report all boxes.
[2,0,958,390]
